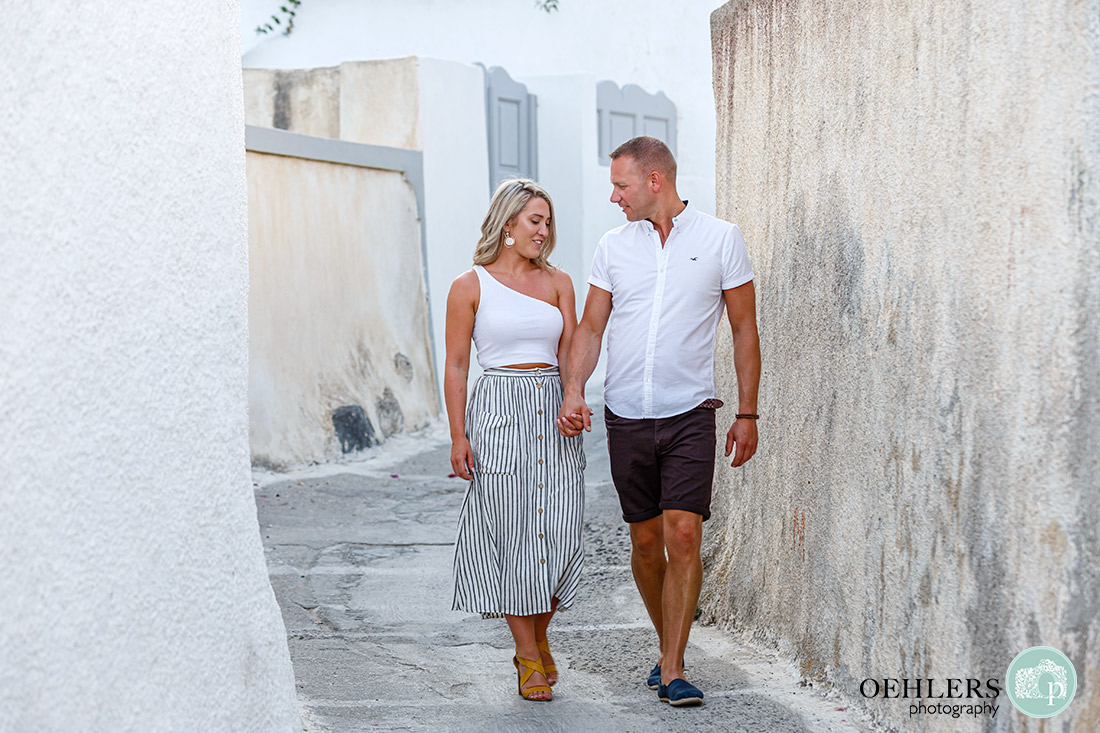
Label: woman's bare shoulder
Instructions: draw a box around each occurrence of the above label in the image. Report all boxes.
[449,268,480,297]
[547,265,574,292]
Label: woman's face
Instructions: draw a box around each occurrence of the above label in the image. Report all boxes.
[506,197,551,260]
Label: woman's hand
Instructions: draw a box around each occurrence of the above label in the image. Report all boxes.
[451,436,475,480]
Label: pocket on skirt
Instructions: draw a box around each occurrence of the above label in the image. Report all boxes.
[471,412,517,474]
[558,433,586,472]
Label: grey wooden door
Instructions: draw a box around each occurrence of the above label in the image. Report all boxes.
[597,81,677,164]
[484,65,538,190]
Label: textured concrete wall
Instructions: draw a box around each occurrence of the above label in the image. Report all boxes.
[247,152,436,468]
[705,2,1100,730]
[0,3,299,731]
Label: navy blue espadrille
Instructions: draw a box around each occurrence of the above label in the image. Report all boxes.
[657,678,704,707]
[646,663,662,689]
[646,658,686,689]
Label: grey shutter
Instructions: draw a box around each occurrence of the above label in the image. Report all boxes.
[597,81,677,165]
[483,65,538,191]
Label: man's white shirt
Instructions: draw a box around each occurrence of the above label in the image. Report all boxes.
[588,202,754,419]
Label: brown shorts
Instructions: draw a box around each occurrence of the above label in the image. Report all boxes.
[604,405,717,522]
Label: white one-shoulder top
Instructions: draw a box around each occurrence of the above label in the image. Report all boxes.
[471,265,563,369]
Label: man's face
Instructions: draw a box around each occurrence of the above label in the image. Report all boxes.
[609,156,654,222]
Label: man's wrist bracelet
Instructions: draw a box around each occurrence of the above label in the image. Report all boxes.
[736,413,759,420]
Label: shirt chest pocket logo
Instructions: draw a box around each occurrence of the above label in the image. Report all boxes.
[678,255,720,294]
[471,412,518,475]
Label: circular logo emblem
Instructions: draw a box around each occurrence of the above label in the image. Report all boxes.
[1005,646,1077,718]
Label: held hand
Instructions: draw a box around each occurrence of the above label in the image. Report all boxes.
[725,418,758,467]
[556,396,593,437]
[450,436,475,480]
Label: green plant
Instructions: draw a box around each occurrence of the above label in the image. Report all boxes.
[255,0,301,36]
[254,0,559,37]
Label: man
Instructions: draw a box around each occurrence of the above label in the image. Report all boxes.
[556,136,760,707]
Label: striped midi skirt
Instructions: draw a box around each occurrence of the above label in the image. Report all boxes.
[452,367,586,617]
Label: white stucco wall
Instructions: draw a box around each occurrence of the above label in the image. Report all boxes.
[241,0,721,213]
[416,58,492,390]
[706,2,1100,731]
[0,4,299,731]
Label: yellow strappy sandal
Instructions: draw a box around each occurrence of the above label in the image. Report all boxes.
[535,638,558,686]
[512,653,553,701]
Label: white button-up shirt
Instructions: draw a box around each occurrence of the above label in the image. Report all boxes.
[588,202,754,419]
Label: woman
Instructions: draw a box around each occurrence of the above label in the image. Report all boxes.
[446,179,585,702]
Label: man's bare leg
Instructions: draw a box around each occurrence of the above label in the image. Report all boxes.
[628,515,668,662]
[659,509,702,685]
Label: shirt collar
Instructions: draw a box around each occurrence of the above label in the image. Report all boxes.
[642,200,696,234]
[671,200,696,227]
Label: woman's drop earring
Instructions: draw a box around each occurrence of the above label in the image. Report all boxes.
[504,233,515,247]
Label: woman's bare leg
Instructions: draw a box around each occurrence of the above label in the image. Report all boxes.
[533,597,560,683]
[505,614,551,700]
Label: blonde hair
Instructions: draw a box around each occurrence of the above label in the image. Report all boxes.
[473,178,557,270]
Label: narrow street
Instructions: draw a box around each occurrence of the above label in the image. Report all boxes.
[255,407,875,732]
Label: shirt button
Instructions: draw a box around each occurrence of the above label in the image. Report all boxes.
[538,483,544,489]
[540,558,546,564]
[536,383,542,389]
[538,434,543,440]
[538,459,544,465]
[538,533,544,539]
[538,409,543,415]
[538,508,543,514]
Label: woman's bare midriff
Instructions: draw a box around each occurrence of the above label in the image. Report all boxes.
[502,363,554,369]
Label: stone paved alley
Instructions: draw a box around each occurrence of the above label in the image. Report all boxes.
[255,407,878,732]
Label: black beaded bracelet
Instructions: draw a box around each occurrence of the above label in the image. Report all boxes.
[736,413,759,420]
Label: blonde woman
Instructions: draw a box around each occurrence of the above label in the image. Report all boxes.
[446,179,585,702]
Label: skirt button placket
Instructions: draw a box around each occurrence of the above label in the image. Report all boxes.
[535,371,547,570]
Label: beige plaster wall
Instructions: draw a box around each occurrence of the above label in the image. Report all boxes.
[243,65,340,138]
[244,57,491,401]
[706,2,1099,730]
[243,58,421,149]
[339,60,422,150]
[247,152,436,468]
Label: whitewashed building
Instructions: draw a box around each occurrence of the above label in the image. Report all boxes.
[241,0,726,401]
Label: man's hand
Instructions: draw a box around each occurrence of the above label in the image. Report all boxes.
[556,393,593,437]
[450,436,475,480]
[557,286,611,438]
[724,418,758,467]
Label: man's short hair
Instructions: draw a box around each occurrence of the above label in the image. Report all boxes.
[609,136,677,184]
